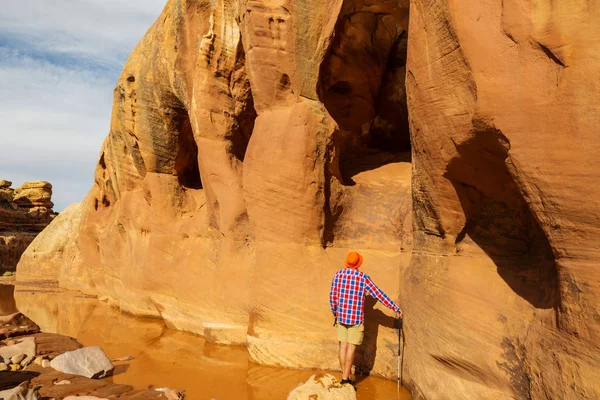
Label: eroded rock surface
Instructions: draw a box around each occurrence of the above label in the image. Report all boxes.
[0,180,55,271]
[16,202,87,285]
[15,0,600,398]
[287,374,356,400]
[17,0,411,380]
[404,0,600,399]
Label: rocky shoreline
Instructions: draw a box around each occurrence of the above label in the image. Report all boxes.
[0,312,184,400]
[0,310,361,400]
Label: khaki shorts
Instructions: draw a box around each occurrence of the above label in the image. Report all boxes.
[337,323,364,345]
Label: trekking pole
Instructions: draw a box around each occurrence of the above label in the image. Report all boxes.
[397,317,403,394]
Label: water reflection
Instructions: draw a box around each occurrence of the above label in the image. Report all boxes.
[0,284,18,315]
[3,284,410,400]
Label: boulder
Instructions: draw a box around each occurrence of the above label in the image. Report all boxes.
[0,180,12,189]
[287,374,356,400]
[20,354,34,367]
[50,346,114,379]
[0,312,41,339]
[0,337,36,360]
[10,353,26,364]
[27,332,83,359]
[154,388,185,400]
[0,383,41,400]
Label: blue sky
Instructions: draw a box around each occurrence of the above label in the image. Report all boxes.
[0,0,166,211]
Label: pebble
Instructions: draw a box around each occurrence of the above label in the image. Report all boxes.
[42,359,50,368]
[21,354,34,367]
[55,380,72,385]
[34,356,45,366]
[11,353,26,364]
[9,363,20,371]
[111,356,134,362]
[0,362,7,371]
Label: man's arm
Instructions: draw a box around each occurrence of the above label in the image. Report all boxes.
[364,275,401,314]
[329,273,339,317]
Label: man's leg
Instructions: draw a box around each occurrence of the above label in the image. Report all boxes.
[344,343,357,381]
[339,341,348,378]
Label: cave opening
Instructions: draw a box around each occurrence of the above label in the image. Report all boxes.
[174,107,203,190]
[318,13,411,184]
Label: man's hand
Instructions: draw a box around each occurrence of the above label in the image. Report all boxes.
[396,310,403,319]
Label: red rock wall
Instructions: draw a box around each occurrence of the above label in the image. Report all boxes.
[16,0,600,398]
[405,0,600,398]
[19,0,412,381]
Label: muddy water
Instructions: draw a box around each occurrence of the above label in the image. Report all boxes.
[1,283,410,400]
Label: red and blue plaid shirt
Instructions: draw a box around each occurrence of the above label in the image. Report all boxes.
[330,268,401,325]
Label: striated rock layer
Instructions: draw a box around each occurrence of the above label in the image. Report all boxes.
[0,180,55,271]
[16,0,600,398]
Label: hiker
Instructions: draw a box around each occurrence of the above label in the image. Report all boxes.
[329,251,403,388]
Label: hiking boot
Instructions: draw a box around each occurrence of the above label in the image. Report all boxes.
[340,379,357,391]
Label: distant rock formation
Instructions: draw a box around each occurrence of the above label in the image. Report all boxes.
[16,0,600,399]
[0,180,56,271]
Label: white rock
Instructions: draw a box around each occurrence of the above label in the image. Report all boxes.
[0,362,7,371]
[287,374,357,400]
[11,353,26,364]
[20,354,34,367]
[50,346,114,379]
[41,359,50,368]
[0,338,36,361]
[0,383,41,400]
[155,388,185,400]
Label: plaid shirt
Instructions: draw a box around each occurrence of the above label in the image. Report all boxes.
[330,268,401,325]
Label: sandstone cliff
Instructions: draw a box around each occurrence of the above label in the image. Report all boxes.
[18,0,411,381]
[0,180,55,271]
[16,0,600,399]
[404,1,600,398]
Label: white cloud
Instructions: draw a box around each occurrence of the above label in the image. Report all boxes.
[0,0,166,65]
[0,0,166,211]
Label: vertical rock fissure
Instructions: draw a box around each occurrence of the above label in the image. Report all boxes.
[174,106,202,190]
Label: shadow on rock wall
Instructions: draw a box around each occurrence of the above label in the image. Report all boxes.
[355,296,398,378]
[445,119,559,310]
